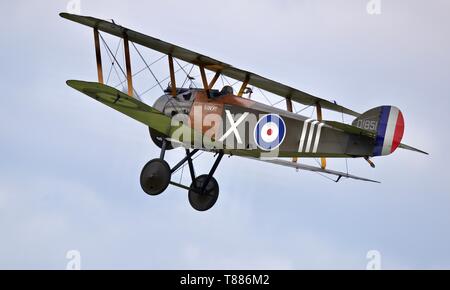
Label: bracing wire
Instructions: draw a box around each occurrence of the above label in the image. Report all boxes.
[181,64,195,89]
[256,87,274,106]
[99,33,141,100]
[105,39,122,85]
[174,59,196,89]
[131,42,165,92]
[113,55,166,88]
[139,63,190,97]
[172,151,205,175]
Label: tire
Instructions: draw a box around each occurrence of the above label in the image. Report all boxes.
[188,175,219,211]
[140,159,171,196]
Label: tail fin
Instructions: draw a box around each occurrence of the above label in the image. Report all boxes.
[352,106,405,156]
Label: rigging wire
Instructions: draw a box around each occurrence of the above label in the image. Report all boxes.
[295,103,314,115]
[181,64,195,88]
[139,63,190,97]
[221,75,234,87]
[135,51,186,113]
[99,33,141,100]
[256,87,274,106]
[131,42,164,92]
[179,162,185,184]
[272,99,286,107]
[101,37,126,91]
[172,151,205,175]
[105,39,122,85]
[113,55,166,88]
[174,59,196,88]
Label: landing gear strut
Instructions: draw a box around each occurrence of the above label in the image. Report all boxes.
[139,140,224,211]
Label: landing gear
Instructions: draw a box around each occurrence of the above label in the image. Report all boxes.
[188,175,219,211]
[149,127,175,150]
[140,159,171,196]
[140,139,224,211]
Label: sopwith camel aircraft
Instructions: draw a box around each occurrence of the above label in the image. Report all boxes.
[60,13,428,211]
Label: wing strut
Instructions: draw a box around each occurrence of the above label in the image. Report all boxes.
[208,71,221,90]
[199,65,210,96]
[316,103,327,169]
[123,34,134,97]
[168,55,177,97]
[286,98,298,163]
[237,75,250,97]
[93,28,104,84]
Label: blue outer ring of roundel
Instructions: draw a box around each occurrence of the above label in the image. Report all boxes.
[254,114,287,151]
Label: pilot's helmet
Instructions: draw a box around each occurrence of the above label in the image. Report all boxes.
[220,85,234,95]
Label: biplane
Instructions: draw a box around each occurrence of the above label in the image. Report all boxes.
[60,13,428,211]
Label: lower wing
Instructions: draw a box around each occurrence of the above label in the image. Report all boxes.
[244,157,380,183]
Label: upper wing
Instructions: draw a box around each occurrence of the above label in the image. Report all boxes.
[60,13,360,117]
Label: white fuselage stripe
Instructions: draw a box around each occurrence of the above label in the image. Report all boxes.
[298,119,313,153]
[305,121,320,153]
[312,123,325,154]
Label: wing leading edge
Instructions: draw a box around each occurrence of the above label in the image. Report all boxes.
[60,12,360,117]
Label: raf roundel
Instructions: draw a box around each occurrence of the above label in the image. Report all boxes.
[254,114,287,151]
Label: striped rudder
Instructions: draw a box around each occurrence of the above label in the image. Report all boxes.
[352,106,405,156]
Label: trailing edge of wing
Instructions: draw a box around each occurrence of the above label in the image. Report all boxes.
[60,12,360,117]
[245,157,380,183]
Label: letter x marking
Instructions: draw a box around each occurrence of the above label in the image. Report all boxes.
[219,110,249,144]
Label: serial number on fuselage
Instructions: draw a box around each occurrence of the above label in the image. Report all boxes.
[355,119,378,131]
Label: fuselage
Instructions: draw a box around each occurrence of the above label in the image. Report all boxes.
[153,87,374,158]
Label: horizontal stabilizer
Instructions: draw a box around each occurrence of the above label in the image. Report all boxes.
[244,157,380,183]
[399,143,429,155]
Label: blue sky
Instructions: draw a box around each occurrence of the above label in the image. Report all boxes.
[0,0,449,269]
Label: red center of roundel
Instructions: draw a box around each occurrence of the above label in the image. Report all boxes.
[267,129,273,136]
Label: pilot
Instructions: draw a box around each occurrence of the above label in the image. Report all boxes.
[220,85,234,96]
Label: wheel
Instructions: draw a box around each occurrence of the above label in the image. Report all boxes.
[188,175,219,211]
[149,127,174,150]
[140,159,171,196]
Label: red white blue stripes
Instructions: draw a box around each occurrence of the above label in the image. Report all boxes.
[373,106,405,156]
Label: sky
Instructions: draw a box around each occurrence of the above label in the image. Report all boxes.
[0,0,449,269]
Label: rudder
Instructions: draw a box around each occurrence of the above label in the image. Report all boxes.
[352,106,405,156]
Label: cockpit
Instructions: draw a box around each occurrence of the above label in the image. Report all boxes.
[156,85,235,118]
